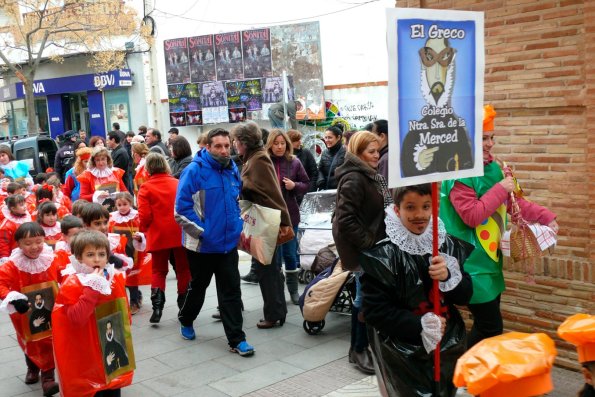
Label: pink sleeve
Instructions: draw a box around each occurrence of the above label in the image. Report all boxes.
[64,287,101,327]
[449,181,509,228]
[514,197,556,225]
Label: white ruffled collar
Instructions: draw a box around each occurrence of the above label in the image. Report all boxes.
[384,204,446,255]
[41,222,61,236]
[55,240,70,253]
[135,158,146,173]
[2,206,32,224]
[90,167,114,178]
[62,255,116,295]
[9,245,54,274]
[111,208,138,223]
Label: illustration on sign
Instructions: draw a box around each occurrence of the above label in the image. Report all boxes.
[242,28,272,79]
[164,38,191,84]
[215,32,244,81]
[387,8,484,187]
[226,79,262,111]
[189,35,217,83]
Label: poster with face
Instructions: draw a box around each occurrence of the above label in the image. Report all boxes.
[201,81,227,108]
[186,111,203,126]
[164,37,191,84]
[228,107,247,123]
[214,31,244,81]
[170,112,187,127]
[270,22,325,120]
[226,79,262,111]
[242,28,272,79]
[168,84,187,113]
[96,298,135,382]
[188,35,216,82]
[387,8,484,187]
[108,103,130,132]
[21,281,59,342]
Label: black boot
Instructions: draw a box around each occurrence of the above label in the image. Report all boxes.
[150,288,165,324]
[40,369,59,396]
[285,271,300,305]
[241,259,259,284]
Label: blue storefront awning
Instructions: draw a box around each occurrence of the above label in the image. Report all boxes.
[0,69,133,101]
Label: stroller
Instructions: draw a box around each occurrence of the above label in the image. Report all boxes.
[297,189,337,284]
[299,258,355,335]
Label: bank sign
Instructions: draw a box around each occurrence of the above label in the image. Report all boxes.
[0,69,133,101]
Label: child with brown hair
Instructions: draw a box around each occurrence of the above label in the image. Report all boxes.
[36,201,62,249]
[0,195,32,260]
[108,192,149,315]
[0,222,62,396]
[52,230,134,397]
[31,183,70,220]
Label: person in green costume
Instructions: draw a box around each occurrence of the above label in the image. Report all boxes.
[440,105,558,348]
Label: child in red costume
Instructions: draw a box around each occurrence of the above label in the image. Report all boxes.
[0,181,27,222]
[52,230,134,397]
[0,195,32,261]
[36,202,62,250]
[31,184,71,221]
[0,222,62,396]
[108,192,149,315]
[77,147,127,203]
[54,215,84,272]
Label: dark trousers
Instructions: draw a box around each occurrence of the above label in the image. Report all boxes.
[179,248,245,347]
[94,389,121,397]
[351,305,369,352]
[467,294,503,349]
[254,248,287,322]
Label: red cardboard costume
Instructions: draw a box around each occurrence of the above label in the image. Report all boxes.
[40,222,62,250]
[109,209,151,286]
[133,160,149,197]
[53,260,134,397]
[0,245,61,371]
[0,210,32,260]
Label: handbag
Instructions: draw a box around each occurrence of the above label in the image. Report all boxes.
[238,200,281,265]
[277,225,295,246]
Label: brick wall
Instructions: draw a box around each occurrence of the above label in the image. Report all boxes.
[400,0,594,370]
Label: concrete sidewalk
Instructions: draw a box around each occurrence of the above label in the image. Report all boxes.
[0,254,584,396]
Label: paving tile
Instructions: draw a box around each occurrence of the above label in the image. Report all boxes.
[214,337,305,372]
[153,338,230,369]
[209,360,304,397]
[281,338,351,371]
[173,385,231,397]
[141,360,238,396]
[0,377,33,397]
[132,357,177,383]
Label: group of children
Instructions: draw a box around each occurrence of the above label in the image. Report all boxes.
[0,172,149,396]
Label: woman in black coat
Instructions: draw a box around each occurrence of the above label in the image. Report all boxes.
[316,126,346,190]
[169,136,193,179]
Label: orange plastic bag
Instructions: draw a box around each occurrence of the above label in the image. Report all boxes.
[453,332,556,397]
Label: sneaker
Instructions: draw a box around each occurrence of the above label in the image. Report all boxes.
[180,325,196,340]
[212,311,221,320]
[231,340,254,356]
[240,270,258,284]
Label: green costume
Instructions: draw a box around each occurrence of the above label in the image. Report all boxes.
[440,161,507,304]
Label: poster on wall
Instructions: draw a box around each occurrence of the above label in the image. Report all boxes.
[168,84,187,113]
[201,81,229,124]
[226,79,262,111]
[169,112,186,127]
[214,32,244,81]
[242,28,272,79]
[164,37,191,84]
[186,111,203,125]
[228,107,247,123]
[386,8,484,188]
[184,83,202,111]
[270,22,325,120]
[188,35,216,82]
[104,90,131,132]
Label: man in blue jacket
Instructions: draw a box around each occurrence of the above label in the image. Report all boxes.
[174,128,254,357]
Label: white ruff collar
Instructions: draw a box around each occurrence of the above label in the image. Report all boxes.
[2,205,32,224]
[90,167,114,178]
[111,208,138,223]
[10,245,54,274]
[41,222,61,236]
[384,204,446,255]
[55,240,70,253]
[63,255,116,295]
[135,158,146,173]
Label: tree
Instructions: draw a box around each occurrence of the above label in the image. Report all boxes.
[0,0,152,135]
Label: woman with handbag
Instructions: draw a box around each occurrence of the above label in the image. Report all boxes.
[232,122,292,329]
[440,105,558,348]
[265,129,310,305]
[332,131,392,375]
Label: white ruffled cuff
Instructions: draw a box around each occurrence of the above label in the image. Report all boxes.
[113,252,133,271]
[77,273,112,295]
[0,291,29,314]
[0,257,8,265]
[421,312,443,353]
[92,190,106,204]
[132,232,146,252]
[439,254,463,292]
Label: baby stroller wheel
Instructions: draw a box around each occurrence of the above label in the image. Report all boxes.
[303,320,325,335]
[304,270,314,284]
[298,268,306,284]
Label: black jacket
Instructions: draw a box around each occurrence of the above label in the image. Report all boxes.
[331,152,385,271]
[294,147,318,193]
[148,141,171,158]
[111,144,130,190]
[170,155,192,179]
[316,142,346,190]
[54,142,75,182]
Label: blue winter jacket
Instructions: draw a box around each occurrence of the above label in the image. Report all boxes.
[174,149,243,253]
